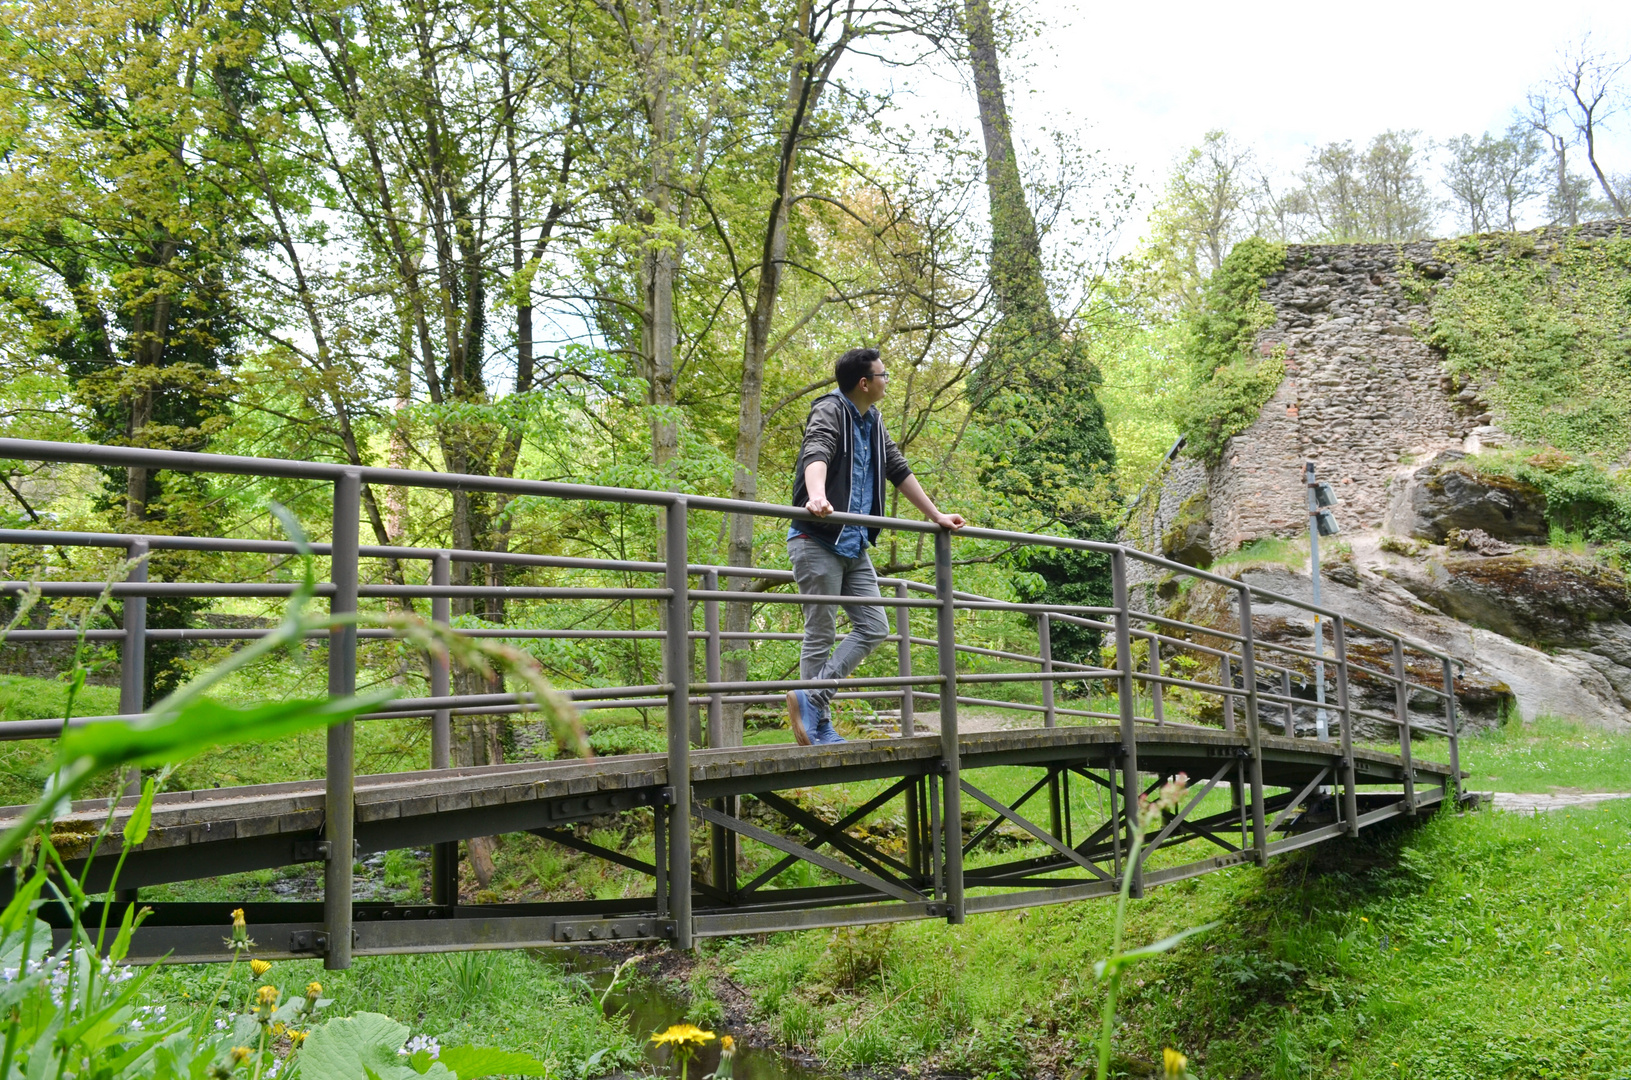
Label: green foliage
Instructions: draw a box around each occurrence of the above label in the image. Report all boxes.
[1427,232,1631,460]
[1465,448,1631,544]
[1172,238,1288,464]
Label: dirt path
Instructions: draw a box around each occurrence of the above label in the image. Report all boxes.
[1487,791,1631,813]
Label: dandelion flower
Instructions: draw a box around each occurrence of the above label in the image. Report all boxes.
[651,1023,715,1050]
[250,959,272,977]
[229,1047,253,1065]
[226,908,255,951]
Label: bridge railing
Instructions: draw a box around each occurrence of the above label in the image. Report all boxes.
[0,440,1463,961]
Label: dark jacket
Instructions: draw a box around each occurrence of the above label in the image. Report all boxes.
[790,392,912,545]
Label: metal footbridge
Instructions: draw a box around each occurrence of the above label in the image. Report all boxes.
[0,442,1467,968]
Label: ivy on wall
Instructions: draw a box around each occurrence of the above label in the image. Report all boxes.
[1172,237,1288,465]
[1428,230,1631,461]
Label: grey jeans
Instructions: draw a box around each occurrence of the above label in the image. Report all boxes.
[787,536,890,714]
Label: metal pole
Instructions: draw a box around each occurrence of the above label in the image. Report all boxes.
[898,582,920,876]
[1238,587,1268,863]
[1282,668,1295,737]
[1220,654,1235,733]
[1110,550,1142,897]
[934,529,963,923]
[325,470,360,970]
[429,552,456,906]
[1039,614,1062,838]
[1334,617,1360,835]
[1149,636,1164,726]
[119,540,149,797]
[1443,658,1462,805]
[1305,461,1329,740]
[1393,637,1416,814]
[664,499,693,947]
[704,570,732,894]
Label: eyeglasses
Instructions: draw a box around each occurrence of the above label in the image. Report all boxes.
[865,369,888,380]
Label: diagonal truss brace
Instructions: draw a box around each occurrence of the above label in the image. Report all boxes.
[1138,760,1236,869]
[692,803,923,903]
[959,779,1113,882]
[734,776,916,897]
[1266,768,1331,836]
[755,790,916,886]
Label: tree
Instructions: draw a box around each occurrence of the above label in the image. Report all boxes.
[1146,131,1254,309]
[1271,131,1434,242]
[1547,36,1630,218]
[1441,124,1545,233]
[961,0,1117,660]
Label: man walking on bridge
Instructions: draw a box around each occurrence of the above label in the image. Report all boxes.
[786,347,964,745]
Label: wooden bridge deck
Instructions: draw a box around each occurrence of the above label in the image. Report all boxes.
[15,726,1458,963]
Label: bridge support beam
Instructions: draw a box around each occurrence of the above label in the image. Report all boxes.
[1110,550,1142,897]
[1237,587,1268,864]
[1334,617,1360,835]
[665,498,693,948]
[429,552,458,906]
[935,530,963,923]
[325,469,360,969]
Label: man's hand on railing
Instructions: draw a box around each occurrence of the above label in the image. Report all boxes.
[933,512,966,530]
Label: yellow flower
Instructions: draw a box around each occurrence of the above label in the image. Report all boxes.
[1360,916,1369,922]
[257,986,279,1006]
[226,908,255,951]
[1163,1047,1189,1078]
[229,1047,252,1066]
[289,1030,308,1047]
[250,959,272,977]
[719,1035,735,1053]
[650,1023,716,1050]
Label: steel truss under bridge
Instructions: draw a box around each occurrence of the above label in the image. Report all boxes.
[0,441,1468,968]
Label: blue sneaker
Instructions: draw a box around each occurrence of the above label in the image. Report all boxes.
[812,717,847,745]
[786,690,819,746]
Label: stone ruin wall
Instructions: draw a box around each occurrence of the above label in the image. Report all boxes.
[1126,220,1631,562]
[1209,237,1460,549]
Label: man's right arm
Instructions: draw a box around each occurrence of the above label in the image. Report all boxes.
[799,397,839,516]
[803,461,833,517]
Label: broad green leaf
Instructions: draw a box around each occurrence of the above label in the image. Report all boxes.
[438,1044,552,1078]
[0,865,44,933]
[300,1012,454,1080]
[56,690,396,771]
[123,776,157,846]
[108,901,150,964]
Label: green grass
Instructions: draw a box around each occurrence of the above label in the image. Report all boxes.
[716,799,1631,1078]
[1447,715,1631,793]
[144,949,640,1078]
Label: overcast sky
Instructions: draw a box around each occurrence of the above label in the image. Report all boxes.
[869,0,1631,238]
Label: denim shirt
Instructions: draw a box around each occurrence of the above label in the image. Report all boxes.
[791,395,874,557]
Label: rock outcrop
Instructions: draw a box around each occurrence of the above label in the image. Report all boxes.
[1383,453,1547,544]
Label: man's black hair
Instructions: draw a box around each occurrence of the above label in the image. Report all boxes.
[835,347,881,393]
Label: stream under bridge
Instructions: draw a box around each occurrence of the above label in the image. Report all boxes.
[0,441,1468,969]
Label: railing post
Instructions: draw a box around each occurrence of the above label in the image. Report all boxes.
[325,469,360,970]
[1040,613,1062,839]
[1149,635,1164,727]
[1393,638,1416,814]
[429,552,456,906]
[119,540,149,792]
[664,498,692,947]
[1282,668,1294,737]
[897,582,921,878]
[704,569,734,893]
[1442,657,1462,805]
[1110,550,1142,897]
[1237,587,1268,863]
[1333,617,1360,835]
[934,529,963,922]
[1220,654,1235,733]
[896,583,915,737]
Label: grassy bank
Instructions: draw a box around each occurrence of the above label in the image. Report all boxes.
[707,795,1630,1078]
